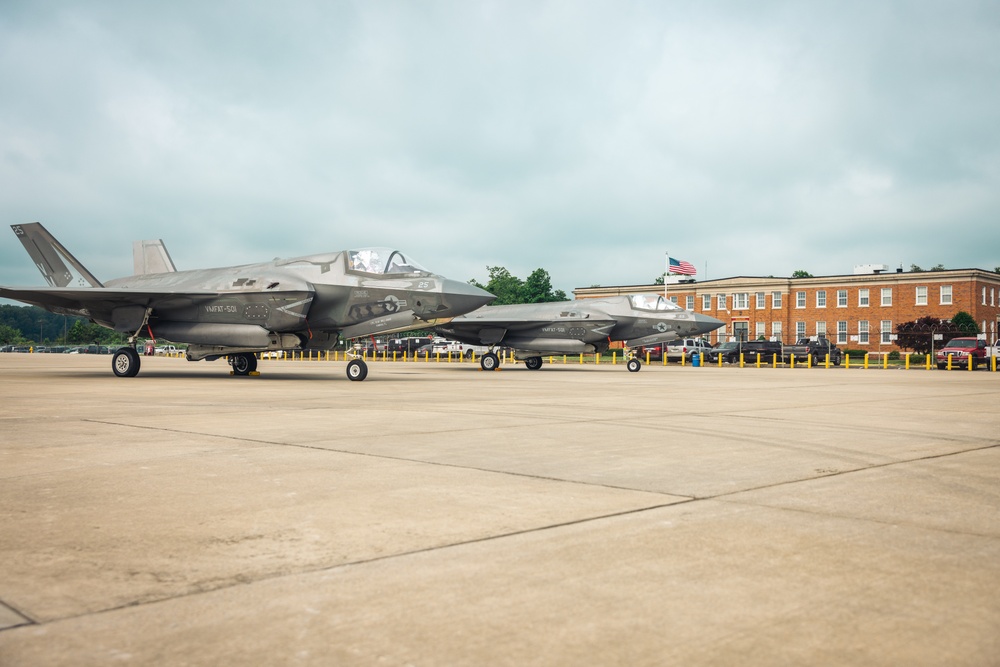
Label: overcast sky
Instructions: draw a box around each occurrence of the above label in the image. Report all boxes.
[2,1,999,299]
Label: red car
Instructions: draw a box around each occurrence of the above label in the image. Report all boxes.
[936,337,988,369]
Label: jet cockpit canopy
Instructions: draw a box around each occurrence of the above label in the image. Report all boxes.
[347,248,429,275]
[629,294,683,312]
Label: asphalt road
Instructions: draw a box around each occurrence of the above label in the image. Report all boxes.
[1,354,998,666]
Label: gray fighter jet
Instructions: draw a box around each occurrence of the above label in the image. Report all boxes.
[433,294,723,372]
[1,222,493,380]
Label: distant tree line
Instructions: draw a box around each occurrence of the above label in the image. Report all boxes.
[0,305,126,346]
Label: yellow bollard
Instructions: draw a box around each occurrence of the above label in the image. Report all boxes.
[905,353,910,370]
[968,354,974,371]
[883,354,888,370]
[646,351,650,364]
[612,351,617,365]
[790,354,795,369]
[739,353,744,368]
[579,353,584,365]
[772,353,778,369]
[718,353,723,368]
[595,352,600,365]
[563,355,567,364]
[807,353,812,368]
[681,352,686,367]
[864,353,869,370]
[824,353,830,369]
[925,354,931,370]
[947,354,952,370]
[845,354,850,369]
[756,353,761,368]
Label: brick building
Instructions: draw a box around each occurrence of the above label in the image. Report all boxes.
[574,268,1000,351]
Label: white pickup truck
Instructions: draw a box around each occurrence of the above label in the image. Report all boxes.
[431,338,489,359]
[154,344,181,356]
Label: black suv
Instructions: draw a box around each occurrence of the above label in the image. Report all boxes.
[741,340,783,364]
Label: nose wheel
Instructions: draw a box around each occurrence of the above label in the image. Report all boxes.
[112,347,141,377]
[480,352,500,371]
[346,358,368,381]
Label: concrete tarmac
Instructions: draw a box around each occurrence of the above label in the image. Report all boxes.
[1,353,998,666]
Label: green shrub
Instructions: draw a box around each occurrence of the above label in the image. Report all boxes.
[888,350,901,361]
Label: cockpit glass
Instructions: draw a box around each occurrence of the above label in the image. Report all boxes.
[630,294,683,312]
[348,248,428,275]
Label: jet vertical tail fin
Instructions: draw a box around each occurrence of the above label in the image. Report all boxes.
[10,223,104,288]
[133,239,177,274]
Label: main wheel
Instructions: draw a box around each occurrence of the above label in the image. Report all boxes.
[346,358,368,381]
[525,356,543,370]
[480,352,500,371]
[112,347,141,377]
[231,353,257,376]
[626,357,641,373]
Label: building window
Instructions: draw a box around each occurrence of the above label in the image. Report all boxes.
[940,285,952,305]
[756,292,766,309]
[859,321,869,345]
[984,287,988,305]
[756,322,766,340]
[669,296,678,304]
[816,290,827,308]
[837,290,848,307]
[992,288,996,306]
[772,322,782,342]
[686,295,695,311]
[916,286,927,306]
[881,288,892,307]
[796,291,806,308]
[702,294,712,310]
[717,294,727,310]
[796,321,806,340]
[816,321,826,337]
[837,321,848,345]
[735,293,749,309]
[881,320,892,344]
[772,292,782,309]
[859,288,869,307]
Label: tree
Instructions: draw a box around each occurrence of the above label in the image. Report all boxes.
[950,311,979,335]
[930,263,946,272]
[471,266,566,305]
[654,273,665,285]
[895,316,965,354]
[0,323,25,345]
[791,270,813,278]
[909,264,924,272]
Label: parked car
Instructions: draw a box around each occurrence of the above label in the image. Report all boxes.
[936,337,988,369]
[665,338,713,361]
[783,337,842,365]
[742,340,784,364]
[704,341,743,363]
[638,343,665,361]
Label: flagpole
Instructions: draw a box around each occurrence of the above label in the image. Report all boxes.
[664,252,669,298]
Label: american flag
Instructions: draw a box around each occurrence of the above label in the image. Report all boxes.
[668,256,697,276]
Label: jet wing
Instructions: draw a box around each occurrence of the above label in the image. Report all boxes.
[437,313,617,346]
[0,285,229,325]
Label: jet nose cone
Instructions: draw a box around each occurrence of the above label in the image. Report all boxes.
[693,312,725,336]
[437,279,496,317]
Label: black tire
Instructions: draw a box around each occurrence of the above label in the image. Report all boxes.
[112,347,140,378]
[525,356,543,370]
[627,358,641,373]
[231,353,257,376]
[481,352,499,371]
[346,358,368,381]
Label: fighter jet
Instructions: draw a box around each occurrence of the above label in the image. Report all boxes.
[1,222,494,380]
[433,293,723,372]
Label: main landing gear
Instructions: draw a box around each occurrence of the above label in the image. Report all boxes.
[229,352,258,376]
[112,347,141,377]
[524,356,543,370]
[346,358,368,381]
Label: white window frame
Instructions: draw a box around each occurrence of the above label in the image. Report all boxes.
[796,321,806,340]
[837,290,848,307]
[916,286,927,306]
[669,296,678,304]
[858,288,869,307]
[772,321,783,343]
[735,293,749,310]
[755,321,766,340]
[816,290,826,308]
[717,294,727,310]
[686,295,695,311]
[816,321,826,337]
[858,320,869,345]
[837,321,848,345]
[796,291,806,308]
[756,292,766,309]
[771,292,782,309]
[940,285,952,305]
[702,294,712,311]
[881,288,892,307]
[881,320,892,344]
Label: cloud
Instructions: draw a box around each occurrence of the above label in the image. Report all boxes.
[1,0,998,296]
